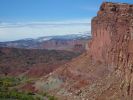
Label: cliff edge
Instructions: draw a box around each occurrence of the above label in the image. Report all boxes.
[35,2,133,100]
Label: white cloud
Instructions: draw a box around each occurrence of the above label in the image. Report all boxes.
[0,19,91,42]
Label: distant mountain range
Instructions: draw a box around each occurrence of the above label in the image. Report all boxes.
[0,33,91,53]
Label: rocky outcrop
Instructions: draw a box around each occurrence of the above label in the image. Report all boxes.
[88,2,133,99]
[89,2,133,62]
[35,2,133,100]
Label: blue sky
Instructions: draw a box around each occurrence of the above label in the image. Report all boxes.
[0,0,132,41]
[0,0,99,22]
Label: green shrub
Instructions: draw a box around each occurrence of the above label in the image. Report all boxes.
[0,77,58,100]
[48,95,58,100]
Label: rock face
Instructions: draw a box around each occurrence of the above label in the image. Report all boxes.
[35,2,133,100]
[89,2,133,98]
[89,2,133,63]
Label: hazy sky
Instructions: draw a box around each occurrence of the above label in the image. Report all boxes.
[0,0,132,41]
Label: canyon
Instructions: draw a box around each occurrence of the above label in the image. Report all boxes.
[34,2,133,100]
[0,1,133,100]
[0,47,80,77]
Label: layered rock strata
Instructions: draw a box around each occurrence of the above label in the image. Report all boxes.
[35,2,133,100]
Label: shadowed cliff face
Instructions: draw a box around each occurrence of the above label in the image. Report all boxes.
[35,2,133,100]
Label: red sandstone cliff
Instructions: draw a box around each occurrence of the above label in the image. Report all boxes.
[88,2,133,99]
[35,2,133,100]
[89,2,133,63]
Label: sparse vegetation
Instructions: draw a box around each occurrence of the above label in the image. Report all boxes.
[42,92,58,100]
[0,76,58,100]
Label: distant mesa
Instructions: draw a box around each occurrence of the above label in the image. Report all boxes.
[0,33,91,53]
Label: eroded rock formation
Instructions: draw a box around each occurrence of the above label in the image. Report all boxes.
[89,2,133,99]
[35,2,133,100]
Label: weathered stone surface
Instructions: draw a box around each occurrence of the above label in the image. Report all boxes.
[35,2,133,100]
[89,2,133,63]
[88,2,133,99]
